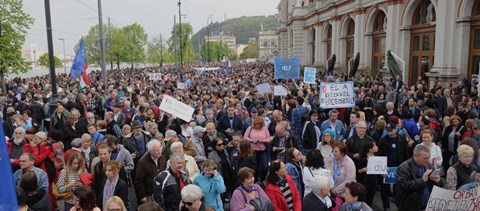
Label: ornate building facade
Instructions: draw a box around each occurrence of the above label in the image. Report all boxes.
[277,0,480,86]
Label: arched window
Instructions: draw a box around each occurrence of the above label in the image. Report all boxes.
[412,0,436,25]
[345,19,355,68]
[373,11,386,32]
[326,24,332,60]
[346,20,355,36]
[475,0,480,16]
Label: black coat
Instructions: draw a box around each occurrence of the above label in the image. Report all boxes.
[378,134,409,167]
[302,192,331,211]
[302,121,320,150]
[396,158,443,211]
[134,152,165,201]
[441,125,467,153]
[270,133,301,160]
[98,178,129,208]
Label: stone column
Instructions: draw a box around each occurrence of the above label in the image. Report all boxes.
[315,24,324,66]
[331,15,342,69]
[428,0,458,88]
[292,23,307,64]
[383,1,404,80]
[353,7,367,69]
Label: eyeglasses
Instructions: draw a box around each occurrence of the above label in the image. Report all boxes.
[182,200,196,206]
[217,143,223,146]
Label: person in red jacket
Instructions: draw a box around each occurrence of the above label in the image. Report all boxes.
[265,160,302,211]
[8,127,32,172]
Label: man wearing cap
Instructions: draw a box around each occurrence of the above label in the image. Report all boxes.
[378,124,409,211]
[123,120,152,164]
[112,103,126,128]
[191,126,207,165]
[469,119,480,146]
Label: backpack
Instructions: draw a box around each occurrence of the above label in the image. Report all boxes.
[51,142,65,170]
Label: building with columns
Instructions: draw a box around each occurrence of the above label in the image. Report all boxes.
[277,0,480,86]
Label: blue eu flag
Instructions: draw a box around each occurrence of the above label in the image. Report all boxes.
[0,123,18,210]
[274,57,300,79]
[70,39,86,78]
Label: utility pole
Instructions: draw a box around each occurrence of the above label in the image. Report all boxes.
[109,17,113,71]
[58,38,66,74]
[98,0,107,87]
[174,15,178,69]
[178,0,183,69]
[44,0,58,113]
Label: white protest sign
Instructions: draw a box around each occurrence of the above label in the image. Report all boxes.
[426,185,480,211]
[148,73,162,81]
[177,82,186,89]
[367,156,388,174]
[319,81,355,109]
[159,95,194,122]
[274,85,288,96]
[256,83,272,94]
[304,67,316,84]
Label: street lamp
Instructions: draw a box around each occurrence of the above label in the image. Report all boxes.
[58,38,66,75]
[178,0,183,69]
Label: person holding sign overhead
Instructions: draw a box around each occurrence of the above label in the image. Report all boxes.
[396,145,443,211]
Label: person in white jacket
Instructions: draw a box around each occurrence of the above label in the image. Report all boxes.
[166,141,200,181]
[419,129,443,169]
[302,149,334,198]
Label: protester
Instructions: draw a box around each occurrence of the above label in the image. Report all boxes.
[302,175,334,211]
[135,139,165,204]
[243,116,270,182]
[339,182,372,211]
[230,167,271,211]
[98,160,129,209]
[19,171,51,211]
[57,153,88,211]
[180,184,205,211]
[71,186,101,211]
[265,160,302,211]
[103,196,128,211]
[446,145,476,190]
[325,142,356,198]
[302,149,333,198]
[193,159,226,211]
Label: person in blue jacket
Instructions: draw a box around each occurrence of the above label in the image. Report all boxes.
[193,159,226,211]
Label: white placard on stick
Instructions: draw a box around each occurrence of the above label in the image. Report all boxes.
[177,82,186,89]
[256,83,272,94]
[159,95,194,122]
[274,85,288,96]
[148,73,162,81]
[367,156,388,174]
[319,81,355,109]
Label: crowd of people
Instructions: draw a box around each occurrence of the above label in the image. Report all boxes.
[4,61,480,211]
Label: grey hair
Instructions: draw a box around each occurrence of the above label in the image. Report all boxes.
[122,124,131,131]
[81,133,92,141]
[413,144,431,156]
[70,109,80,116]
[170,142,183,153]
[146,139,161,152]
[71,138,83,148]
[181,184,203,202]
[170,152,185,163]
[312,175,330,195]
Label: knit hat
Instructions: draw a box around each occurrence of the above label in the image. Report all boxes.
[323,129,335,138]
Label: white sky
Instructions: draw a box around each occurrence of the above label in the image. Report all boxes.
[22,0,279,55]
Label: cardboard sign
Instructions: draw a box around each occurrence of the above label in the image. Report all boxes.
[426,185,480,211]
[256,83,272,94]
[367,156,388,175]
[274,85,288,96]
[304,67,316,84]
[159,95,194,122]
[148,73,162,81]
[383,167,398,184]
[319,81,355,109]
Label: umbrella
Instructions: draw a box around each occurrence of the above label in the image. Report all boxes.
[387,50,402,78]
[327,54,336,74]
[348,52,360,78]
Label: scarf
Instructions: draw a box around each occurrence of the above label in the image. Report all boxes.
[241,184,256,193]
[103,176,118,207]
[347,202,362,211]
[333,158,343,184]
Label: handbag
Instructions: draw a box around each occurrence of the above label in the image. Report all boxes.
[52,171,72,199]
[239,187,274,211]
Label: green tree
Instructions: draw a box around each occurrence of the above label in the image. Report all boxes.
[200,41,230,62]
[123,23,148,68]
[147,35,168,66]
[240,41,258,59]
[38,53,62,68]
[168,23,195,66]
[108,26,129,69]
[0,0,34,92]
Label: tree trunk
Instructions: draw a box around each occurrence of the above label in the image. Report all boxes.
[1,70,5,95]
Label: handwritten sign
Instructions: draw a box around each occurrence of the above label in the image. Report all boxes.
[274,85,288,96]
[319,82,355,109]
[367,156,388,175]
[159,95,194,122]
[304,67,316,84]
[148,73,162,81]
[256,83,272,94]
[383,167,397,184]
[426,185,480,211]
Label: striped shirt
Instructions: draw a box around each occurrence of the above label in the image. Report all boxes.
[279,180,294,211]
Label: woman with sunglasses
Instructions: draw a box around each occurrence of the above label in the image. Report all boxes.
[208,137,234,198]
[180,184,205,211]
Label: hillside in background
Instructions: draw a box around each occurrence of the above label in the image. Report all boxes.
[191,15,280,53]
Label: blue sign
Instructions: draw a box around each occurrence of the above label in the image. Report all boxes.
[304,67,316,84]
[274,57,300,79]
[383,167,398,184]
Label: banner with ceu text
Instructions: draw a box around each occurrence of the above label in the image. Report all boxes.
[319,81,355,109]
[274,57,300,79]
[426,185,480,211]
[159,95,194,122]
